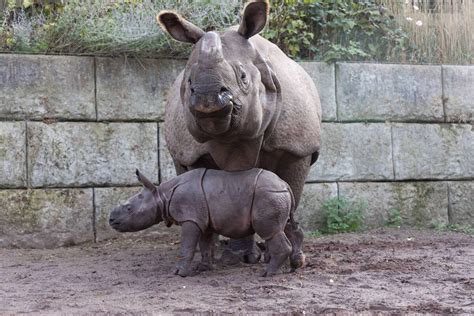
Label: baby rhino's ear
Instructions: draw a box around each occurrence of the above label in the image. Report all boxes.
[136,169,156,192]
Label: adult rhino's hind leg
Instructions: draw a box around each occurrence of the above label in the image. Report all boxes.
[261,232,292,277]
[228,235,261,264]
[285,220,305,271]
[273,153,313,208]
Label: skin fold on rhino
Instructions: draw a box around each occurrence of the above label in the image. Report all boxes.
[157,0,321,207]
[109,169,306,277]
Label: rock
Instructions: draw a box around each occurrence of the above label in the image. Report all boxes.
[96,57,185,121]
[27,122,158,187]
[392,123,473,179]
[309,123,394,181]
[0,188,93,248]
[0,122,26,188]
[337,63,443,121]
[0,55,95,120]
[448,182,474,226]
[338,182,449,227]
[443,65,474,123]
[159,123,177,183]
[299,62,336,121]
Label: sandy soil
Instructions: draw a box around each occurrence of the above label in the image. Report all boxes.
[1,228,473,314]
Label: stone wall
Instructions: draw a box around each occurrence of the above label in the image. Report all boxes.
[0,54,472,248]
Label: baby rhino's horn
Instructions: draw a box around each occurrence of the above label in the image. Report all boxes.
[136,169,156,192]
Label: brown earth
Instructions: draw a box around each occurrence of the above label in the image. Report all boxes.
[1,228,473,315]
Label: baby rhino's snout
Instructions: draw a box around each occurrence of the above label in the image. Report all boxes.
[109,205,126,227]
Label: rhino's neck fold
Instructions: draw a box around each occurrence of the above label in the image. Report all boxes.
[155,188,172,227]
[206,136,263,171]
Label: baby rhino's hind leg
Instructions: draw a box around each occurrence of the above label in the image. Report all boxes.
[261,232,292,277]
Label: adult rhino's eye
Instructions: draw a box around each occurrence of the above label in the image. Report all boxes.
[239,65,249,84]
[188,78,195,94]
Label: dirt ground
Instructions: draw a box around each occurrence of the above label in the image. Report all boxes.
[1,228,473,315]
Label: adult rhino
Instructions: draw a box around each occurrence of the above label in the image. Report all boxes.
[157,0,321,261]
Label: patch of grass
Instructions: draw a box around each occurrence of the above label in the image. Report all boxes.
[0,0,242,57]
[385,208,403,228]
[322,196,366,234]
[434,223,474,236]
[306,230,323,238]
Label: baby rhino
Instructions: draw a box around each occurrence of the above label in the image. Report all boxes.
[109,168,305,277]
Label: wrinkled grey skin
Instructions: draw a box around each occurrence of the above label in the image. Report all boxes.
[157,0,321,208]
[109,169,305,277]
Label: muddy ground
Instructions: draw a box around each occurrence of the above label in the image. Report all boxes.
[1,228,473,314]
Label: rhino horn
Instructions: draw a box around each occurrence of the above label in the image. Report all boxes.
[136,169,156,192]
[197,32,224,65]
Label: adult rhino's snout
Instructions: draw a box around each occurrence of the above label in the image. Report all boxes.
[189,88,234,118]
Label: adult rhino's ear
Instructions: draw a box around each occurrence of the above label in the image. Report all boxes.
[157,11,205,44]
[136,169,156,192]
[238,0,269,39]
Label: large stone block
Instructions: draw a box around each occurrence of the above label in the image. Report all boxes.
[159,123,177,183]
[0,54,95,120]
[0,122,26,188]
[443,65,474,123]
[336,63,443,121]
[338,182,448,227]
[0,188,93,248]
[28,122,158,187]
[309,123,394,181]
[96,57,185,121]
[392,124,473,179]
[296,183,338,231]
[299,62,336,121]
[448,182,474,226]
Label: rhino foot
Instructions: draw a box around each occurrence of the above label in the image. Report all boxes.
[174,264,193,277]
[290,250,306,271]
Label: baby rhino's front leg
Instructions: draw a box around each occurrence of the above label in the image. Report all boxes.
[174,221,201,277]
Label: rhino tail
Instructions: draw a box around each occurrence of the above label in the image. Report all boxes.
[287,184,297,226]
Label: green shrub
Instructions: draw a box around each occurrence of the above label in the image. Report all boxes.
[322,196,366,234]
[263,0,410,62]
[434,223,474,236]
[385,208,403,227]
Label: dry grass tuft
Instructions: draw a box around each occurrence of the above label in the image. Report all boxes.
[382,0,473,64]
